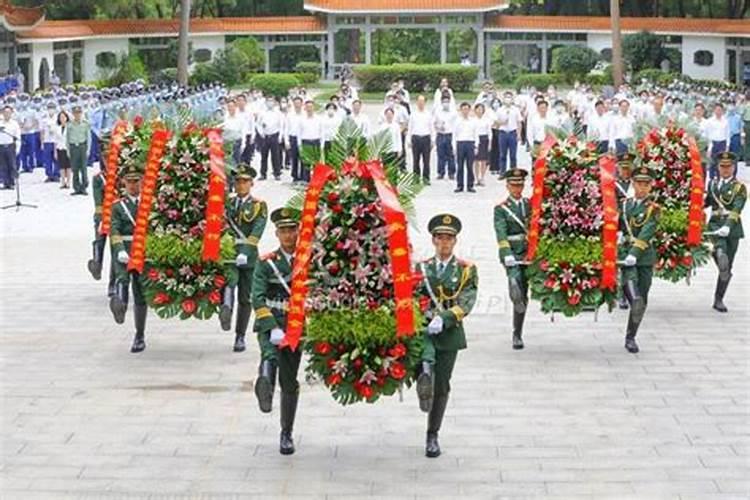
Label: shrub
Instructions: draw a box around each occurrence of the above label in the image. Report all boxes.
[512,73,565,91]
[623,31,666,72]
[230,38,265,74]
[551,46,600,82]
[152,67,177,85]
[248,73,300,99]
[190,46,252,87]
[106,53,148,87]
[634,68,680,87]
[295,61,321,76]
[354,64,478,92]
[491,62,523,85]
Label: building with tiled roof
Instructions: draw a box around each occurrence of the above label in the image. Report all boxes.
[2,0,748,91]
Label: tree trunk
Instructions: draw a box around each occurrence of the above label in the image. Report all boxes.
[611,0,624,88]
[177,0,191,85]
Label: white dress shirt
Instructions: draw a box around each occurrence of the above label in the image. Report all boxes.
[609,113,636,144]
[496,105,522,132]
[299,114,322,141]
[453,115,479,147]
[350,113,371,138]
[321,113,342,142]
[285,110,303,141]
[380,120,402,154]
[526,113,555,144]
[258,108,284,137]
[475,114,493,137]
[586,111,611,142]
[433,108,457,135]
[408,108,433,138]
[704,116,731,144]
[223,112,246,144]
[0,117,21,153]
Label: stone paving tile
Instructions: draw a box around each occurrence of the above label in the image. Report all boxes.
[2,147,749,498]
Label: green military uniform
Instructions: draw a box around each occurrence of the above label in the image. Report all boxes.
[250,207,301,455]
[615,153,635,310]
[618,166,660,354]
[109,165,148,354]
[704,152,746,312]
[65,108,91,195]
[87,172,115,295]
[220,163,268,352]
[493,168,530,349]
[415,213,478,458]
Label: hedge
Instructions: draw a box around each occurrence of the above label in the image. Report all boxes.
[512,73,565,91]
[248,73,300,99]
[354,64,479,93]
[295,61,321,76]
[293,71,319,86]
[634,68,679,86]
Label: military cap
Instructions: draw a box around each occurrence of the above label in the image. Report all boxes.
[632,166,654,182]
[58,98,67,106]
[617,152,635,167]
[428,213,462,236]
[718,151,736,165]
[72,105,82,113]
[122,163,144,180]
[45,101,56,109]
[505,167,528,186]
[234,163,257,180]
[271,207,300,228]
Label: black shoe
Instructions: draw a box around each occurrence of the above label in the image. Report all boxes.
[87,259,102,280]
[416,365,434,413]
[425,432,441,458]
[453,188,463,193]
[498,173,506,180]
[219,305,232,331]
[423,178,430,185]
[437,175,444,180]
[512,334,524,350]
[625,337,639,353]
[713,298,728,313]
[130,334,146,353]
[467,187,476,193]
[233,333,246,352]
[618,297,629,310]
[274,175,281,181]
[80,190,88,196]
[280,430,295,455]
[448,175,455,181]
[109,296,126,324]
[259,175,267,181]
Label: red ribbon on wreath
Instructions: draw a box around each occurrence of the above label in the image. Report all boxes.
[526,135,558,260]
[99,120,129,236]
[127,129,171,274]
[686,137,705,246]
[201,129,226,261]
[599,154,618,290]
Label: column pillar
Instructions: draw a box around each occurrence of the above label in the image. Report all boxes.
[319,40,326,80]
[327,16,335,80]
[541,34,548,74]
[264,38,271,73]
[65,49,74,83]
[476,26,485,79]
[440,26,447,64]
[365,27,372,65]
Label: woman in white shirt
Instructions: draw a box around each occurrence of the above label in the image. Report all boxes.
[380,107,403,170]
[473,103,492,186]
[54,110,71,189]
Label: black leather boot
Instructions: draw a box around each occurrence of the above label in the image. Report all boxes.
[426,393,449,458]
[131,304,147,353]
[109,281,128,324]
[87,240,103,280]
[508,276,526,314]
[416,361,434,413]
[233,303,251,352]
[512,310,525,350]
[279,392,298,455]
[255,359,277,413]
[107,264,116,297]
[219,286,235,331]
[712,274,731,313]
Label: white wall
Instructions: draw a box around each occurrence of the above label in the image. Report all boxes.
[83,38,129,82]
[682,36,726,81]
[586,33,611,55]
[30,41,53,91]
[190,34,225,67]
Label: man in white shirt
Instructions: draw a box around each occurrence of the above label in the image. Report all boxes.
[236,93,255,164]
[705,103,731,179]
[298,100,322,183]
[407,95,433,184]
[0,104,21,189]
[380,107,404,169]
[453,102,479,193]
[257,96,284,181]
[321,102,342,159]
[40,101,59,182]
[526,100,554,162]
[609,99,635,156]
[350,99,371,139]
[496,91,522,178]
[587,99,612,154]
[285,96,304,182]
[433,94,457,180]
[223,98,246,169]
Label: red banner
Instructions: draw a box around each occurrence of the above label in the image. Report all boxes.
[599,154,618,290]
[526,135,557,261]
[282,163,334,351]
[364,160,415,337]
[127,129,171,274]
[99,121,129,236]
[686,137,705,246]
[202,129,226,261]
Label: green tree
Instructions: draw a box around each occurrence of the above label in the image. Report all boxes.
[551,45,600,81]
[622,31,666,72]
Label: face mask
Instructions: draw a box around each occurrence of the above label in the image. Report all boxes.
[503,98,511,106]
[266,102,274,110]
[442,103,450,111]
[555,107,565,114]
[327,110,335,117]
[491,102,500,110]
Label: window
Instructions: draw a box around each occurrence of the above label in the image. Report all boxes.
[694,50,714,66]
[95,51,117,68]
[193,48,211,63]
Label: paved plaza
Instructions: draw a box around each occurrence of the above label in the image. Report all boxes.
[1,118,749,499]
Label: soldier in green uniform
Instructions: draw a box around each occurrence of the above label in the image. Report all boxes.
[493,168,530,350]
[615,152,634,309]
[87,133,115,296]
[251,208,301,455]
[619,166,660,354]
[109,164,148,353]
[220,163,268,352]
[704,152,746,312]
[415,214,478,458]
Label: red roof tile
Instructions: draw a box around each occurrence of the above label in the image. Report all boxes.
[304,0,507,13]
[0,1,44,30]
[17,16,326,40]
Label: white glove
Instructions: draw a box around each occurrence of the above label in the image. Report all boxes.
[269,328,285,345]
[717,226,730,238]
[427,316,444,335]
[504,255,518,267]
[117,250,129,264]
[235,253,248,267]
[617,231,624,245]
[623,254,637,267]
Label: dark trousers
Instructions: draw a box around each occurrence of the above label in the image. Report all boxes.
[87,132,100,166]
[114,262,146,306]
[498,129,517,174]
[0,144,16,187]
[241,134,254,164]
[456,141,475,190]
[69,143,88,193]
[19,133,36,172]
[710,140,727,179]
[230,139,242,167]
[42,142,58,180]
[596,140,609,154]
[421,341,458,397]
[615,139,629,156]
[288,136,300,181]
[411,134,431,181]
[435,133,455,178]
[300,139,320,182]
[744,121,750,161]
[257,332,302,394]
[237,265,254,306]
[260,132,281,178]
[489,128,500,172]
